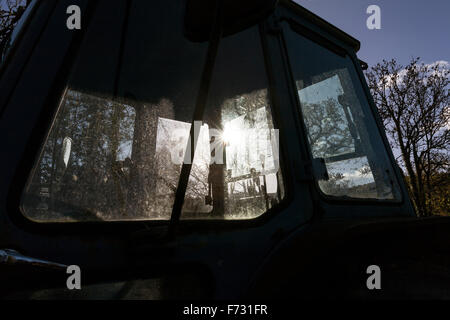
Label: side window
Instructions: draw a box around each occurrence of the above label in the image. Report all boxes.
[20,0,285,222]
[285,28,401,200]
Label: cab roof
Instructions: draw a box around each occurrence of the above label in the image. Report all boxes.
[280,0,361,52]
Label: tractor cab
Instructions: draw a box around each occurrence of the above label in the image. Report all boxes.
[1,0,449,300]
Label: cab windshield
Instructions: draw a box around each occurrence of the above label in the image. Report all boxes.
[20,0,284,222]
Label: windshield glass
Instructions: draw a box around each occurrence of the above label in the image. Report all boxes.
[286,27,401,200]
[20,0,284,222]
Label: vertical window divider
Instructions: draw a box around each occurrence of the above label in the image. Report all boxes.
[168,0,224,238]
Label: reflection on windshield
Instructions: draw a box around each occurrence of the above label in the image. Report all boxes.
[287,27,401,201]
[20,10,285,222]
[224,107,279,178]
[298,75,356,158]
[297,70,396,199]
[183,88,284,220]
[156,117,212,214]
[22,88,283,221]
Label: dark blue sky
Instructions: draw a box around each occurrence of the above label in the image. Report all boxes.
[295,0,450,68]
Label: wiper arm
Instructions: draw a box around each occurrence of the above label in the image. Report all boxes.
[168,0,224,237]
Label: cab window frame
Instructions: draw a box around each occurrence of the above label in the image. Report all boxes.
[7,2,291,232]
[281,17,407,208]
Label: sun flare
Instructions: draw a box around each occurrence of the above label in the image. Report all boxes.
[221,123,242,146]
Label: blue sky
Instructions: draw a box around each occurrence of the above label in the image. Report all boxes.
[295,0,450,68]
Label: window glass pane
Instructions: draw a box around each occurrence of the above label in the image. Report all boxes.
[21,0,207,221]
[286,29,400,200]
[182,26,284,220]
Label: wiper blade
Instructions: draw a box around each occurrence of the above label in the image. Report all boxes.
[168,0,224,237]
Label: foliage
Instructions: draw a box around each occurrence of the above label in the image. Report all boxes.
[366,58,449,216]
[0,0,31,53]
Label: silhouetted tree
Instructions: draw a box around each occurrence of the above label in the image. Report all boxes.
[0,0,31,55]
[366,58,449,216]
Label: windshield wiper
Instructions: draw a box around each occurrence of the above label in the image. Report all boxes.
[168,0,224,237]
